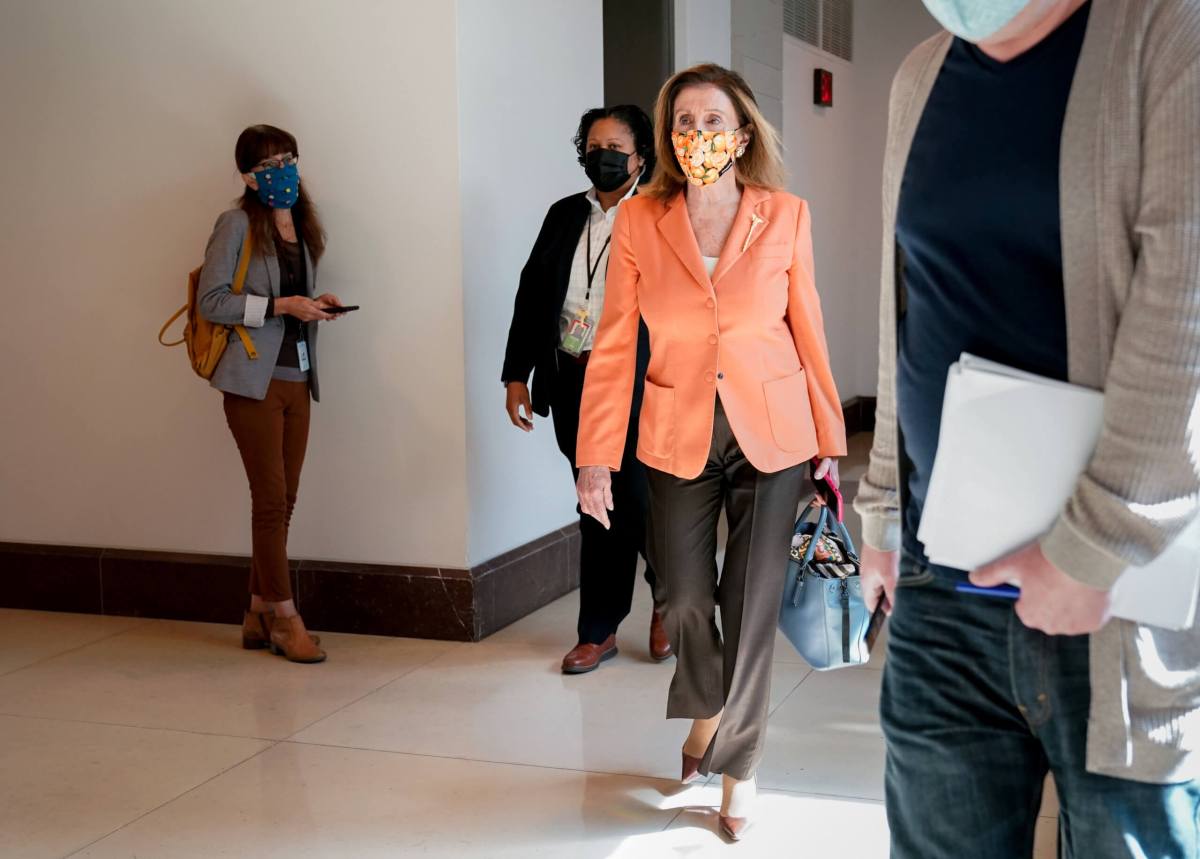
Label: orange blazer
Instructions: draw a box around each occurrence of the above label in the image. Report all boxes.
[576,186,847,479]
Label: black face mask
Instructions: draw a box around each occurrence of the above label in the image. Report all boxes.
[585,149,636,192]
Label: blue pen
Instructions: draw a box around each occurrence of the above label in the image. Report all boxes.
[955,582,1021,600]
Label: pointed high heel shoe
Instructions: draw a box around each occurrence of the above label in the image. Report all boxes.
[681,749,704,784]
[718,815,751,842]
[719,774,757,842]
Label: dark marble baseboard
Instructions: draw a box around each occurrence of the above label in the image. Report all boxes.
[842,396,877,437]
[0,526,580,643]
[1,399,873,641]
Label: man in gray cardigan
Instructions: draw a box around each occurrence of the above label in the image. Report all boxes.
[855,0,1200,855]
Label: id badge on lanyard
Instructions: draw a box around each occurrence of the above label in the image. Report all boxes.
[297,339,311,372]
[561,310,592,357]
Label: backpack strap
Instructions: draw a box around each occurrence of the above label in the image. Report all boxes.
[158,304,187,346]
[230,232,258,360]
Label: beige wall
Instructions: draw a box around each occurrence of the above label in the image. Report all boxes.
[0,0,928,571]
[0,1,470,566]
[458,0,605,566]
[783,0,938,398]
[675,0,733,71]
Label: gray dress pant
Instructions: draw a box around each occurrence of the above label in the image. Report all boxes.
[645,400,806,780]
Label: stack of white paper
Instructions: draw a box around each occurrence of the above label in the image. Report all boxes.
[919,354,1200,630]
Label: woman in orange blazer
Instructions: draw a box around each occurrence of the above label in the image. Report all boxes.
[576,64,846,840]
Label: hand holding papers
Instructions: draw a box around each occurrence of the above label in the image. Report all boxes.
[919,354,1200,630]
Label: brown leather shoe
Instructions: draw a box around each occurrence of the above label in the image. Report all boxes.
[649,611,673,662]
[561,635,617,674]
[242,610,272,650]
[269,615,326,664]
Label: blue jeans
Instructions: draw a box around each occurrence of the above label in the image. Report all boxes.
[881,562,1200,858]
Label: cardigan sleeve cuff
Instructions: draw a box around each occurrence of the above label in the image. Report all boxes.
[860,513,901,553]
[243,294,269,329]
[1040,516,1126,591]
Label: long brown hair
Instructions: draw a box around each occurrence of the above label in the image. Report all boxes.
[643,64,786,200]
[234,124,327,262]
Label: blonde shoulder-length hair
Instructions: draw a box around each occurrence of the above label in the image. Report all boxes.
[643,63,786,200]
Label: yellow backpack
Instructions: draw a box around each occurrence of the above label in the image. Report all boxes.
[159,232,259,379]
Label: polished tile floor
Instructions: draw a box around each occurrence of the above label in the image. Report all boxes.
[0,434,1058,857]
[0,598,1060,858]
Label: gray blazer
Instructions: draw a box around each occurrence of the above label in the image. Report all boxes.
[196,208,321,402]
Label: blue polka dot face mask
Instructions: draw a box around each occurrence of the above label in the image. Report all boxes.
[921,0,1029,42]
[253,162,300,209]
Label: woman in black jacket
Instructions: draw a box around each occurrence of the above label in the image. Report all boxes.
[502,105,668,675]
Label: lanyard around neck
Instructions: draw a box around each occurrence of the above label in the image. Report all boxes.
[585,213,612,302]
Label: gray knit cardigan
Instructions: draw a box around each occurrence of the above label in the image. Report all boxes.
[855,0,1200,783]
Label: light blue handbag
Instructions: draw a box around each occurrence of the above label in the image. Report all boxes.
[778,499,870,670]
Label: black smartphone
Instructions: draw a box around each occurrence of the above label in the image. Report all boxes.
[864,603,888,652]
[322,305,360,314]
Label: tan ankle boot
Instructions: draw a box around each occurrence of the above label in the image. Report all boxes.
[244,609,319,650]
[269,615,326,663]
[242,611,272,650]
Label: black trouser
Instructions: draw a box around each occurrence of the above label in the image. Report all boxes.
[551,352,657,646]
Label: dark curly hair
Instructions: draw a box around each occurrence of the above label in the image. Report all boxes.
[572,104,656,181]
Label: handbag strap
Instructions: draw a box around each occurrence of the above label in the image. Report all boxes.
[793,498,859,565]
[840,579,851,662]
[793,500,831,567]
[831,516,859,563]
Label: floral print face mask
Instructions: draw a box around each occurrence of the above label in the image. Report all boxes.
[672,128,745,187]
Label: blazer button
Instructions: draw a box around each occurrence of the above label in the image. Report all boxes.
[708,334,718,345]
[705,371,715,383]
[706,298,715,308]
[717,372,725,380]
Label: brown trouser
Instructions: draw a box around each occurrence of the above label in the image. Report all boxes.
[646,400,805,780]
[223,379,311,602]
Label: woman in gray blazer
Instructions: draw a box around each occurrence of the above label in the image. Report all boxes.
[197,124,343,664]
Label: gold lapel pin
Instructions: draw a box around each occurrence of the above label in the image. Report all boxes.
[743,214,766,253]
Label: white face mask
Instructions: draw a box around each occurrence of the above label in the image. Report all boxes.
[921,0,1030,42]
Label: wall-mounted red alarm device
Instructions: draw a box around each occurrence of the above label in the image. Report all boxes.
[814,68,833,107]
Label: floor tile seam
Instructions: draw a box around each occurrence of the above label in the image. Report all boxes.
[760,784,886,803]
[0,621,147,679]
[767,667,815,718]
[277,649,452,742]
[0,710,278,743]
[61,740,279,858]
[661,807,688,831]
[278,737,698,787]
[770,656,811,666]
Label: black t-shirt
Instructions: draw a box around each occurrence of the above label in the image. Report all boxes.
[273,231,307,369]
[894,2,1090,569]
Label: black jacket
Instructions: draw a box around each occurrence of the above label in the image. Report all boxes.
[502,191,650,418]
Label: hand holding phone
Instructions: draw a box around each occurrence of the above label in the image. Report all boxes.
[864,603,888,651]
[321,304,360,315]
